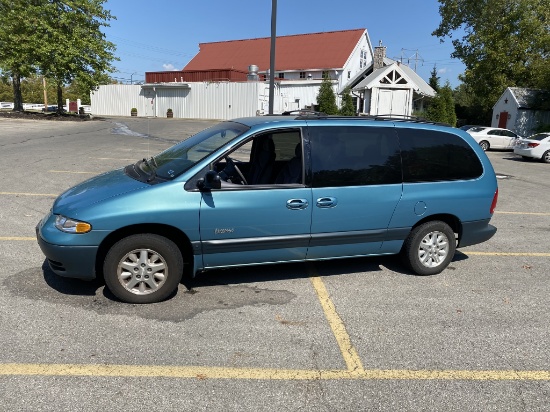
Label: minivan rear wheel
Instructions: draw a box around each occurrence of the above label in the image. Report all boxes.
[479,141,489,151]
[104,234,183,303]
[401,221,456,275]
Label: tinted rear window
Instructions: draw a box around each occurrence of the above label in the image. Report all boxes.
[398,128,483,182]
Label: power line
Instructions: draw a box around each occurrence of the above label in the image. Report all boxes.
[397,49,425,72]
[109,35,194,58]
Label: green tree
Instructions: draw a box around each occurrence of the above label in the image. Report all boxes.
[317,72,338,115]
[453,83,491,125]
[39,0,117,114]
[440,81,457,126]
[65,73,113,104]
[426,82,457,126]
[0,1,48,110]
[433,0,550,113]
[0,0,117,113]
[0,72,12,101]
[426,94,445,124]
[339,86,355,116]
[429,66,440,92]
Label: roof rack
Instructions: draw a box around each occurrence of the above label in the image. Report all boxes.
[280,109,327,117]
[293,112,451,126]
[268,110,450,126]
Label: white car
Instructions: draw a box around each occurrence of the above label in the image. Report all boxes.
[514,133,550,163]
[466,127,521,151]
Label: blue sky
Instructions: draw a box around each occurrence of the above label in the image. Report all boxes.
[103,0,465,87]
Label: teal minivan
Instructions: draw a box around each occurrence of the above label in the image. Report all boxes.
[37,115,498,303]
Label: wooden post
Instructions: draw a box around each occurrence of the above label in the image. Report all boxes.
[42,76,48,111]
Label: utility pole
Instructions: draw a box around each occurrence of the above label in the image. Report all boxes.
[268,0,277,115]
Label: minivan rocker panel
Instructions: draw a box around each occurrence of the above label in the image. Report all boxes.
[37,115,498,303]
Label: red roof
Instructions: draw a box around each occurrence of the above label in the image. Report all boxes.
[183,29,366,73]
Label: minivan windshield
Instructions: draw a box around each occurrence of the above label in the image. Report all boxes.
[138,121,249,180]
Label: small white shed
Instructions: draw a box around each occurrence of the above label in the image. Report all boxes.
[352,62,435,117]
[492,87,550,137]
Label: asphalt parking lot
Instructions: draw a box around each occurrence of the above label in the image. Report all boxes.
[0,116,549,411]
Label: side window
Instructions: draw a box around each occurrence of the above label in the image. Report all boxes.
[488,130,499,136]
[214,129,303,186]
[309,126,401,188]
[398,128,483,182]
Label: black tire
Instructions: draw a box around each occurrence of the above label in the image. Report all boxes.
[104,234,183,303]
[479,140,489,151]
[541,150,550,164]
[401,221,456,276]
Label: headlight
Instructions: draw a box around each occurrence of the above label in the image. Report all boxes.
[55,215,92,233]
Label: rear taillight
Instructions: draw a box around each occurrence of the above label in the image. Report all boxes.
[528,143,539,148]
[490,188,498,214]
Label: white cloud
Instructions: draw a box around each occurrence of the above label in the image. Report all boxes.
[438,67,449,74]
[162,64,177,71]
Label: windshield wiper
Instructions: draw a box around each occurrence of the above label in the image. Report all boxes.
[142,157,157,182]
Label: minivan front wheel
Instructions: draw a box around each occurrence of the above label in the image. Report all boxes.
[104,234,183,303]
[401,221,456,275]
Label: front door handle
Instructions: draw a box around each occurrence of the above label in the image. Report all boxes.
[286,198,309,210]
[316,197,338,208]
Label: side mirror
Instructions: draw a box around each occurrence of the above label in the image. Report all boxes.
[197,170,221,191]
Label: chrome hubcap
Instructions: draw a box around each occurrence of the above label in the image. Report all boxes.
[418,231,449,268]
[117,249,167,295]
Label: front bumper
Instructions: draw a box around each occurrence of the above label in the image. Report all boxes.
[36,226,98,280]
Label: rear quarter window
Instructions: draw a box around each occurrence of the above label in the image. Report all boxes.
[398,128,483,182]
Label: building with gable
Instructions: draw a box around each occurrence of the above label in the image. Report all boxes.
[91,29,435,119]
[492,87,550,137]
[351,43,435,116]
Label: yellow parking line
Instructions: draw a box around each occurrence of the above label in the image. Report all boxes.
[0,237,35,241]
[49,170,97,174]
[0,191,57,197]
[495,211,550,216]
[308,269,364,372]
[463,252,550,257]
[1,363,548,381]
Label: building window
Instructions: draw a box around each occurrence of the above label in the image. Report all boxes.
[347,71,351,79]
[359,49,367,69]
[278,73,284,79]
[300,72,306,79]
